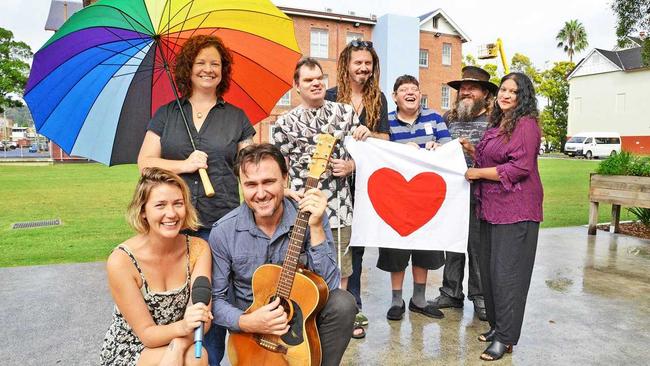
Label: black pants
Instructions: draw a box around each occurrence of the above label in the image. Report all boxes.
[347,246,364,309]
[317,289,357,366]
[440,199,483,301]
[479,220,539,345]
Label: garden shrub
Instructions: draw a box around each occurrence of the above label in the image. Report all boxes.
[596,152,650,227]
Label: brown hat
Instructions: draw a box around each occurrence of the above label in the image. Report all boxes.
[447,66,498,95]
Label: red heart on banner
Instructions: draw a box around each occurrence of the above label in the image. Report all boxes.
[367,167,447,237]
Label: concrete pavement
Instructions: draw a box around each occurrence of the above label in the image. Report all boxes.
[1,226,649,365]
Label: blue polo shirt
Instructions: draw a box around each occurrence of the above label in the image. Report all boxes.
[388,107,452,147]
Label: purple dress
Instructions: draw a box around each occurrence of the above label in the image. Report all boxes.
[474,116,543,224]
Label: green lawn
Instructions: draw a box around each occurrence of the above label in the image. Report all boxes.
[0,159,635,267]
[539,158,633,227]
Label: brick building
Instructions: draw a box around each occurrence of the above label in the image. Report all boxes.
[79,1,468,144]
[256,7,468,143]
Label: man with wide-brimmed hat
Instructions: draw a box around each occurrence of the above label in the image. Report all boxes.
[430,66,497,322]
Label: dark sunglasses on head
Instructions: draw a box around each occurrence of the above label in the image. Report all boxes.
[349,40,373,49]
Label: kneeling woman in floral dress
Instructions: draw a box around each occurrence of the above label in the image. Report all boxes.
[100,168,212,365]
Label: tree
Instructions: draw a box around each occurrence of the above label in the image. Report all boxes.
[510,53,541,86]
[556,20,589,62]
[0,27,32,113]
[538,61,575,150]
[611,0,650,66]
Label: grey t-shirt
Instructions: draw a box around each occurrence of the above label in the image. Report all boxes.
[445,112,489,167]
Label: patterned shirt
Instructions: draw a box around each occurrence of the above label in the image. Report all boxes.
[388,107,452,147]
[445,112,489,167]
[273,101,360,228]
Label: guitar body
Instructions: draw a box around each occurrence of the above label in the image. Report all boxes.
[227,264,329,366]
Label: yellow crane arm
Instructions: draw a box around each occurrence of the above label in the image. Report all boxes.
[496,38,509,74]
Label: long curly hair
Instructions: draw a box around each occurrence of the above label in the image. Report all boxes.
[335,43,382,131]
[174,35,233,98]
[489,72,539,138]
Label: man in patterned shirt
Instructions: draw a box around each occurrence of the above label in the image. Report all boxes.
[430,66,497,322]
[381,74,451,321]
[273,58,371,294]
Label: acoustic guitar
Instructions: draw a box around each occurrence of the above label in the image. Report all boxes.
[227,134,337,366]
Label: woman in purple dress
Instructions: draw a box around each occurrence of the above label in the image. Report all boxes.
[460,72,543,361]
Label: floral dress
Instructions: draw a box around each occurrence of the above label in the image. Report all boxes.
[99,238,190,365]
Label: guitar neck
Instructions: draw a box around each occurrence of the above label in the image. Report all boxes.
[276,177,320,299]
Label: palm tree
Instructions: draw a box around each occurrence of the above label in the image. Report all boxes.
[556,20,589,62]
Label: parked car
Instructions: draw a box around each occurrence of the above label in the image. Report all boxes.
[28,145,38,153]
[1,141,17,150]
[564,132,621,159]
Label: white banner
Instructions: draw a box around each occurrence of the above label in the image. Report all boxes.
[345,137,469,253]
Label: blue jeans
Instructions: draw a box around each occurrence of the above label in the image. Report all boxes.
[188,227,226,365]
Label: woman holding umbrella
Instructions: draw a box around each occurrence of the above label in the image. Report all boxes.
[138,35,255,365]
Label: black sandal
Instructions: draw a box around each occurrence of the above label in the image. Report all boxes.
[351,325,366,339]
[480,340,513,361]
[478,328,495,342]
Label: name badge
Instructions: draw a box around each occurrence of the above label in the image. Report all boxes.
[424,122,434,135]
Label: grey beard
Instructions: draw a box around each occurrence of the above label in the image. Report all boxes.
[456,98,486,122]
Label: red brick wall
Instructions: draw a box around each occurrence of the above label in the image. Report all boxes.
[418,32,463,114]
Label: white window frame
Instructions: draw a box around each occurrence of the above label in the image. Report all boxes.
[420,95,428,109]
[310,28,329,58]
[346,32,364,44]
[419,49,429,67]
[442,43,452,65]
[276,91,291,106]
[441,85,450,109]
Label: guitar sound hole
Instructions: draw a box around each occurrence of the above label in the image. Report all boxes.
[280,299,304,346]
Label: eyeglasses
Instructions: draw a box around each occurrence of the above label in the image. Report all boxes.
[349,40,373,49]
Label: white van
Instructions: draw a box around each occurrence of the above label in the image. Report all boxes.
[564,132,621,159]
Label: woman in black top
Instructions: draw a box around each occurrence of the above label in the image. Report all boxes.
[138,34,254,366]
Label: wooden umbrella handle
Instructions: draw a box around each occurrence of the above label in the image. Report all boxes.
[198,168,215,197]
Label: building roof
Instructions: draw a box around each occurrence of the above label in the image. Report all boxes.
[279,6,376,25]
[568,45,647,79]
[595,47,644,71]
[418,8,470,42]
[45,0,83,31]
[628,36,644,47]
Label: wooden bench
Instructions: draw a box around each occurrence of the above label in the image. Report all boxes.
[588,174,650,235]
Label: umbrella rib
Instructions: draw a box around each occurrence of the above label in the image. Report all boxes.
[171,0,196,49]
[230,79,267,117]
[165,9,293,34]
[91,4,155,36]
[168,27,300,57]
[25,37,151,99]
[37,44,151,154]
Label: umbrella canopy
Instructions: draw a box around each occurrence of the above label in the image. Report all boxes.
[24,0,301,165]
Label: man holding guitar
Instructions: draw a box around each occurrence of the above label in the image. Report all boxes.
[209,144,356,366]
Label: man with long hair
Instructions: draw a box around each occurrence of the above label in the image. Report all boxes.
[430,66,497,322]
[325,40,389,339]
[273,58,371,340]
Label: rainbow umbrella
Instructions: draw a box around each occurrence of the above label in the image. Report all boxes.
[24,0,301,165]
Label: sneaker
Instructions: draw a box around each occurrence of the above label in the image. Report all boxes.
[386,300,405,321]
[408,299,444,319]
[355,312,369,326]
[430,294,464,309]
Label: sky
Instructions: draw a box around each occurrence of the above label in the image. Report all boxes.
[0,0,619,72]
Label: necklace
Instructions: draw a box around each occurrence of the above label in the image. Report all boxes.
[190,100,216,119]
[352,100,364,115]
